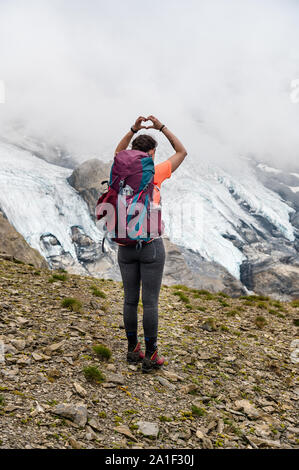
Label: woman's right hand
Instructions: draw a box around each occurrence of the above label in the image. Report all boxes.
[145,115,164,130]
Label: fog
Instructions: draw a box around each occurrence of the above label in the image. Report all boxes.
[0,0,299,170]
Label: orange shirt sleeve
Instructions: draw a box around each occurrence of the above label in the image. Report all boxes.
[154,160,172,187]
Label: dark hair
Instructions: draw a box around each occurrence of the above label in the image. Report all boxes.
[131,134,157,153]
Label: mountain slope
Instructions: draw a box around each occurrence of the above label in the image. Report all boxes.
[0,137,298,298]
[0,257,298,449]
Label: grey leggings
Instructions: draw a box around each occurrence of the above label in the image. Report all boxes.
[117,237,166,338]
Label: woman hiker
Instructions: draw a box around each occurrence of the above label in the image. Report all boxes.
[115,115,187,372]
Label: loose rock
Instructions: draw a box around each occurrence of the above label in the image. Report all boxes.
[137,421,159,438]
[234,399,260,419]
[51,403,88,427]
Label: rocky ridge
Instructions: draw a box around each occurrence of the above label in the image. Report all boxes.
[0,256,298,449]
[0,210,48,269]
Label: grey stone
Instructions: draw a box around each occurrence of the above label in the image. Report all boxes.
[4,343,17,354]
[73,382,87,397]
[107,373,124,385]
[52,403,88,427]
[157,377,176,390]
[234,399,260,419]
[10,339,26,351]
[201,437,213,449]
[137,421,159,438]
[88,418,102,432]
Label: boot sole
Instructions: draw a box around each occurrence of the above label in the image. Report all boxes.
[142,359,164,373]
[127,352,144,364]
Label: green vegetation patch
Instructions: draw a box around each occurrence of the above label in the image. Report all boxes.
[217,291,230,298]
[61,297,82,312]
[195,289,211,295]
[226,310,239,317]
[173,291,190,304]
[159,415,172,422]
[92,344,112,360]
[257,302,268,309]
[90,285,107,298]
[254,315,267,329]
[268,309,285,318]
[196,306,206,312]
[171,284,190,291]
[83,366,105,384]
[49,273,68,283]
[240,295,270,302]
[191,405,206,417]
[218,298,230,307]
[13,258,25,265]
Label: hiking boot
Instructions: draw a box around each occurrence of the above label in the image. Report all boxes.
[142,350,165,373]
[127,342,145,364]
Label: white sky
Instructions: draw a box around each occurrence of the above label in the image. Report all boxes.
[0,0,299,169]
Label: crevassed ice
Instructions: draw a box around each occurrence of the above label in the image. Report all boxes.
[256,163,282,174]
[0,142,102,261]
[158,154,294,279]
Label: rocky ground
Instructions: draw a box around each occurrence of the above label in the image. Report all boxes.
[0,255,298,449]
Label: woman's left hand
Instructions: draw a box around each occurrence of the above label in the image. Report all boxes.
[132,116,147,131]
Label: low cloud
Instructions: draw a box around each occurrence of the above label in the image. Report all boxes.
[0,0,298,170]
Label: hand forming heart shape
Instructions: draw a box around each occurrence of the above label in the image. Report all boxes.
[133,115,164,131]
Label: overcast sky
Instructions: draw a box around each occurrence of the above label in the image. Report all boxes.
[0,0,298,169]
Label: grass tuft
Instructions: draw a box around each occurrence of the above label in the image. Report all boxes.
[268,308,285,318]
[217,291,230,298]
[171,284,190,291]
[191,405,206,417]
[196,289,211,295]
[226,310,239,317]
[13,258,25,265]
[49,273,68,283]
[90,285,107,298]
[218,298,230,307]
[254,315,267,329]
[220,325,229,332]
[173,291,190,304]
[196,305,206,312]
[159,415,172,422]
[61,297,82,312]
[83,366,105,384]
[92,344,112,360]
[257,302,268,309]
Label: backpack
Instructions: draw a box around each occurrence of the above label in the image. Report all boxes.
[95,149,163,251]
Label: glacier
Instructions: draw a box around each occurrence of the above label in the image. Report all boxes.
[158,153,295,279]
[0,139,296,280]
[0,141,102,264]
